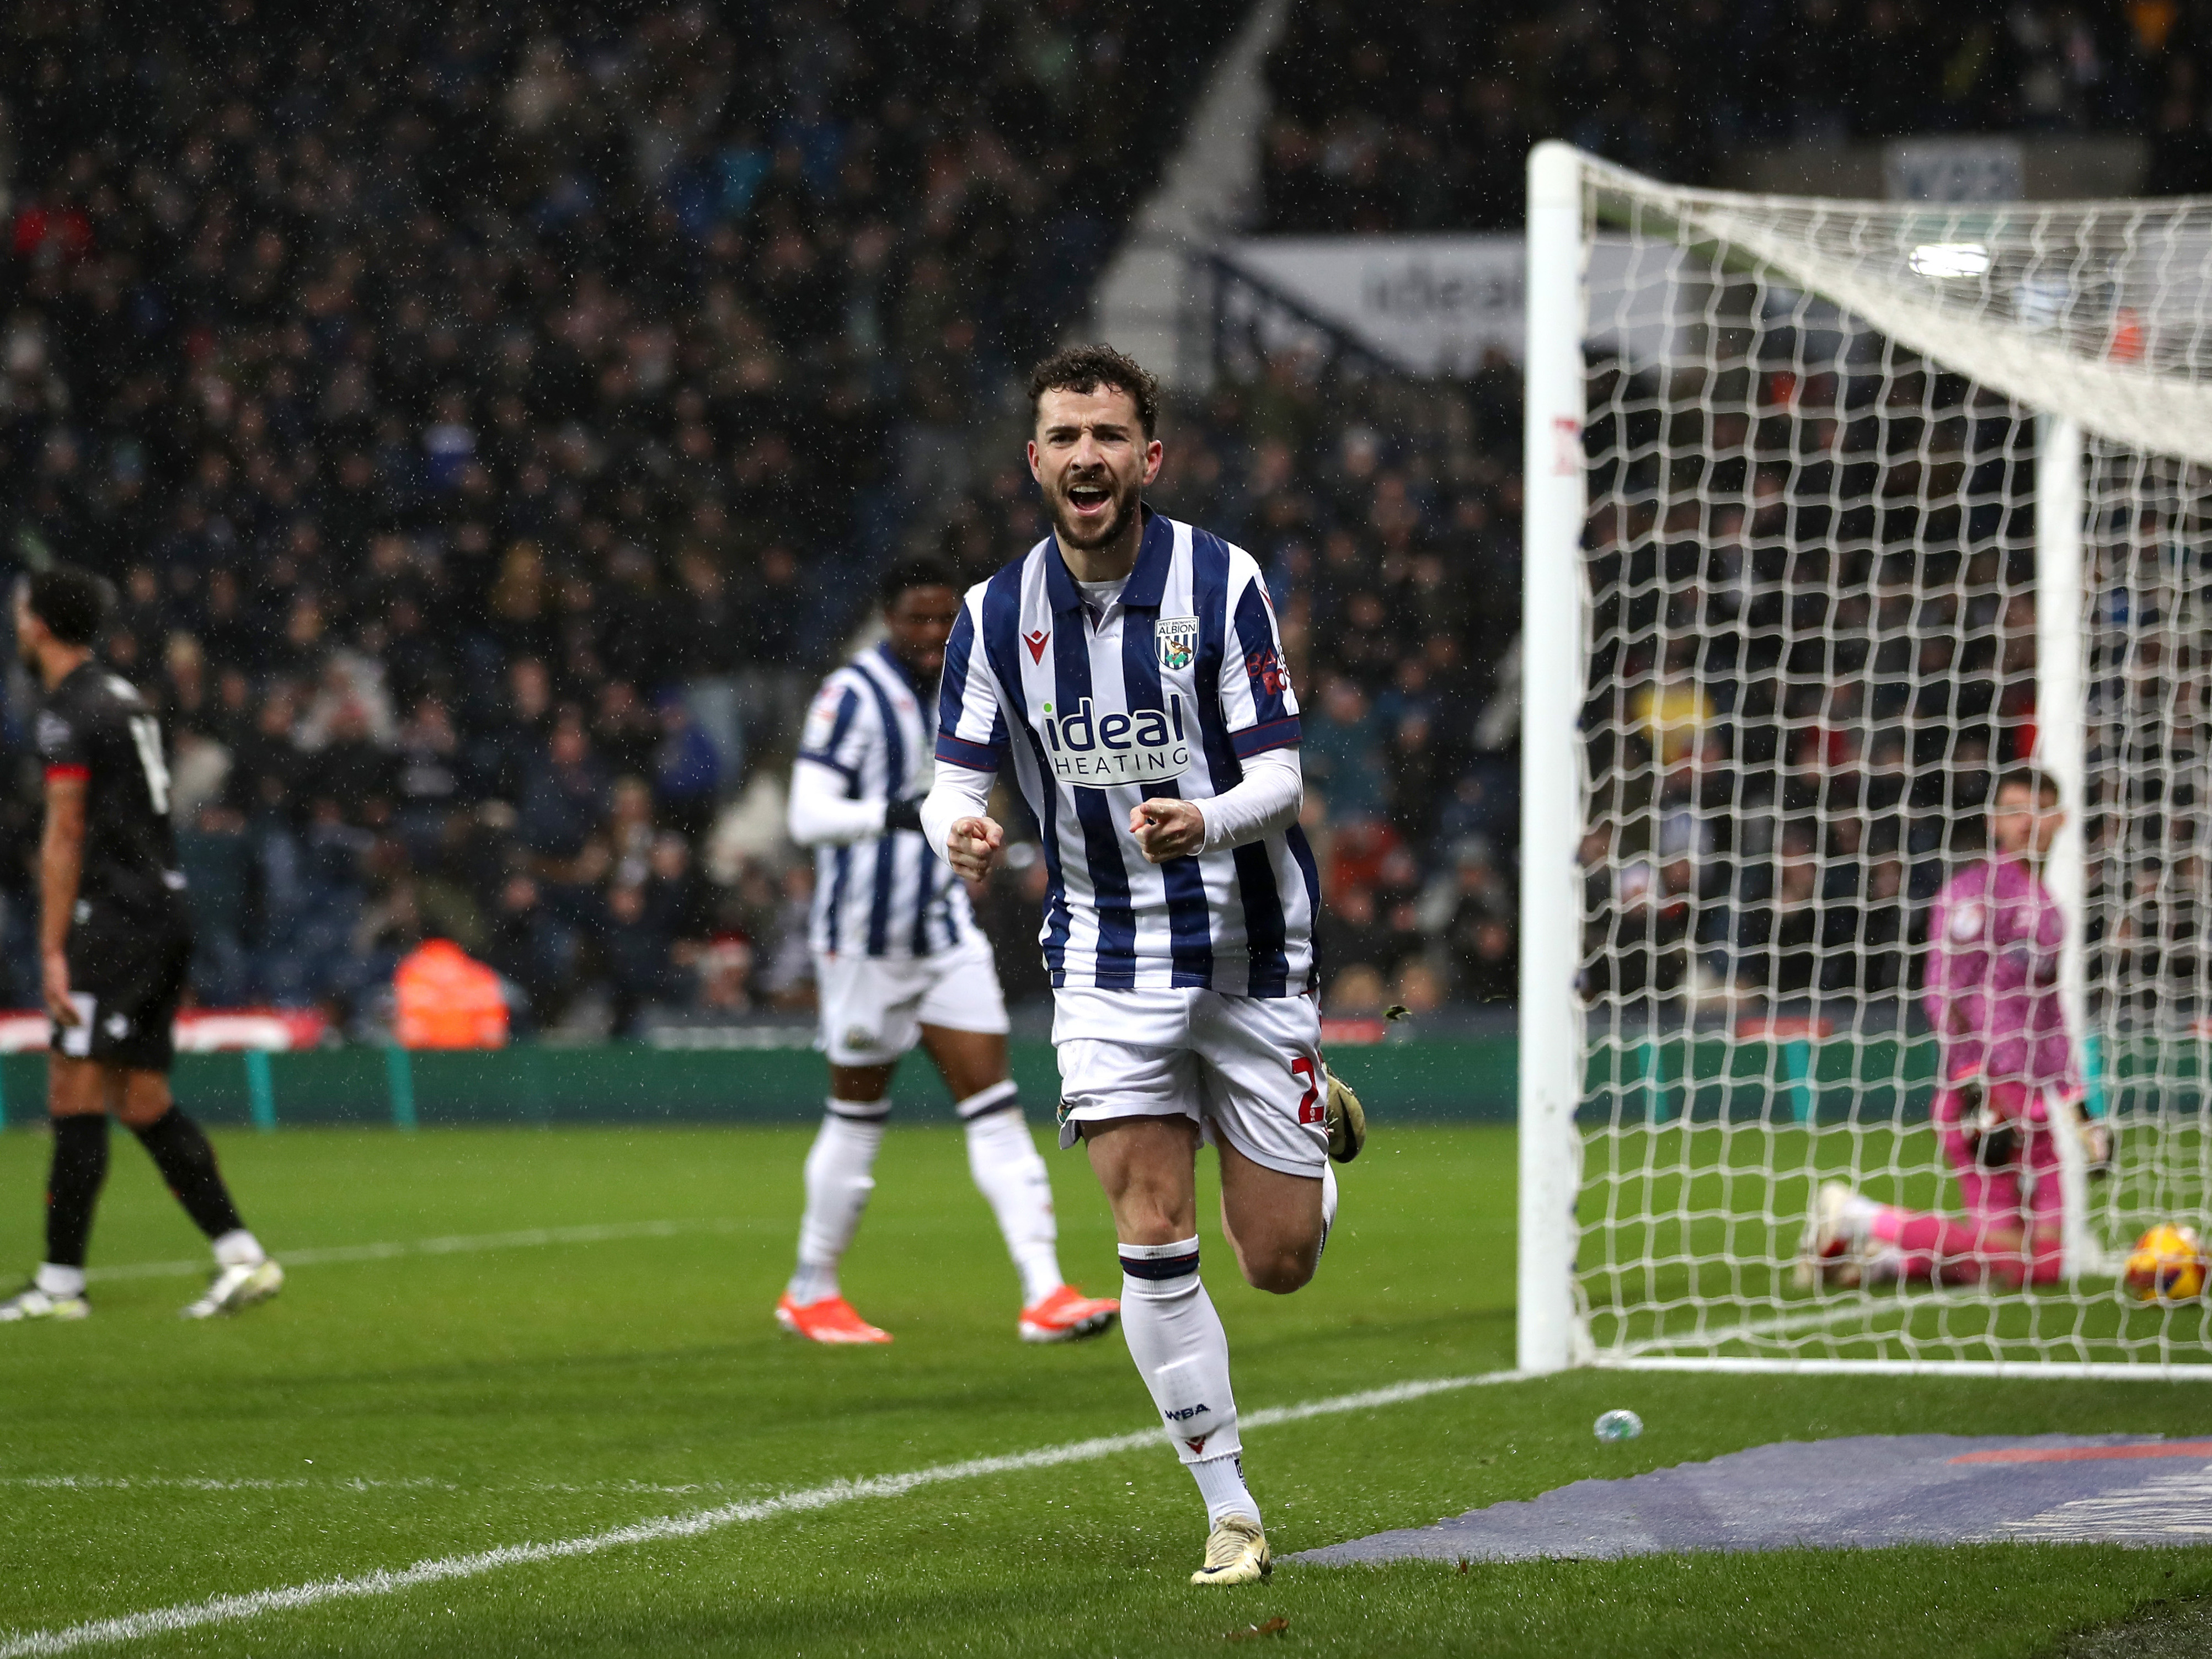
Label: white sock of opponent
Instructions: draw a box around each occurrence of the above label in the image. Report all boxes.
[34,1262,86,1299]
[960,1085,1063,1306]
[212,1229,266,1269]
[786,1104,886,1306]
[1119,1237,1258,1529]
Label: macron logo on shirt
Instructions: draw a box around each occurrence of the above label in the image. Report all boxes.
[1043,696,1193,787]
[1024,628,1050,663]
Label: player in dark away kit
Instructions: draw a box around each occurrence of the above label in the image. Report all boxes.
[0,566,282,1321]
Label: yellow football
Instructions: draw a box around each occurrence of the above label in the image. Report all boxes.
[2124,1223,2208,1303]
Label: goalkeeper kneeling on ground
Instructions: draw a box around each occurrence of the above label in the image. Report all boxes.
[1801,766,2111,1288]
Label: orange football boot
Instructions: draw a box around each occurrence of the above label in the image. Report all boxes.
[775,1293,893,1344]
[1018,1284,1120,1343]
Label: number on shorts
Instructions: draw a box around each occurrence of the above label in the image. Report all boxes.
[127,716,170,815]
[1291,1056,1323,1125]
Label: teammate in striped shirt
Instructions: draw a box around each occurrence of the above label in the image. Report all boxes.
[779,555,1118,1346]
[921,347,1364,1586]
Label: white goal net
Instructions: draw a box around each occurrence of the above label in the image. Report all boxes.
[1518,142,2212,1376]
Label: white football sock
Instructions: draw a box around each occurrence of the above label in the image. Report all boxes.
[35,1262,86,1298]
[1190,1451,1259,1529]
[960,1089,1063,1305]
[787,1105,886,1305]
[1318,1162,1338,1262]
[212,1229,266,1269]
[1119,1237,1257,1528]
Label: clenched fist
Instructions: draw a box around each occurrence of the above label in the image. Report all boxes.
[947,815,1005,881]
[1129,798,1204,864]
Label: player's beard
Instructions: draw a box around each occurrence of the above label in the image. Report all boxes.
[1047,469,1142,553]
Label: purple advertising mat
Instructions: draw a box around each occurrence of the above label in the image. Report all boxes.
[1293,1435,2212,1566]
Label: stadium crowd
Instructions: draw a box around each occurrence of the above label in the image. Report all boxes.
[1574,356,2050,1018]
[0,0,1249,1034]
[1253,0,2209,1026]
[1262,0,2212,233]
[13,1,2168,1035]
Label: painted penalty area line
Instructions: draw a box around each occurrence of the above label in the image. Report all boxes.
[0,1368,1530,1658]
[83,1218,750,1283]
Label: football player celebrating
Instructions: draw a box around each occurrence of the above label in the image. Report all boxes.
[779,555,1118,1346]
[2,566,282,1323]
[1804,766,2107,1288]
[922,347,1363,1586]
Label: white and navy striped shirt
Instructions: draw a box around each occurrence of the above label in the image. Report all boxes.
[799,643,977,959]
[934,511,1318,996]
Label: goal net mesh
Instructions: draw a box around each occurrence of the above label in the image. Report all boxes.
[1568,157,2212,1368]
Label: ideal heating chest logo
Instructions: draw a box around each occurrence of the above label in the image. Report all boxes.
[1041,697,1193,787]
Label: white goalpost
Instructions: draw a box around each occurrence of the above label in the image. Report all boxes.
[1519,140,2212,1377]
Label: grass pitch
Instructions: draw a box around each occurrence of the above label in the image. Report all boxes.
[1581,1120,2212,1362]
[0,1121,2208,1657]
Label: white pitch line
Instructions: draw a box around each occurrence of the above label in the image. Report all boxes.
[83,1218,750,1283]
[1615,1296,1894,1358]
[0,1369,1530,1657]
[1614,1282,2018,1361]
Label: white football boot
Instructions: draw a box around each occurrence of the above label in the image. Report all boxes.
[182,1259,285,1319]
[1190,1515,1271,1586]
[0,1283,89,1322]
[1324,1068,1366,1163]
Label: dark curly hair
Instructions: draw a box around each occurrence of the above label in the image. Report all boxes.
[1027,344,1160,438]
[878,554,958,607]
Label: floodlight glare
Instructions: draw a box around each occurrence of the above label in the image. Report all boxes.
[1909,242,1992,278]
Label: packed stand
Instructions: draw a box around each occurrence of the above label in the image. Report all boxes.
[1573,348,2050,1023]
[942,350,1528,1019]
[0,0,1243,1034]
[1262,0,2210,233]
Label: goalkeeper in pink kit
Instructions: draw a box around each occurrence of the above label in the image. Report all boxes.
[1804,767,2109,1288]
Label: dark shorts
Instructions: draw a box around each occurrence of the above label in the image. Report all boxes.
[55,906,193,1072]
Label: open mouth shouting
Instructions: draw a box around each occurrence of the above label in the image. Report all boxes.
[1065,478,1113,517]
[1057,474,1126,546]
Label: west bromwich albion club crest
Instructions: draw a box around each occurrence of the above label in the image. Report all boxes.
[1155,616,1198,671]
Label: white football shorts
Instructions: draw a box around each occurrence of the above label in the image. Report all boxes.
[814,932,1009,1066]
[1053,987,1328,1178]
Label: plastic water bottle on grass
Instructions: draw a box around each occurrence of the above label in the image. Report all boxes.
[1594,1409,1643,1442]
